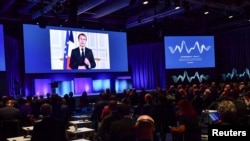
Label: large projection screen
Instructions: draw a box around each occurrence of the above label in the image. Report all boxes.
[23,24,128,73]
[164,36,215,69]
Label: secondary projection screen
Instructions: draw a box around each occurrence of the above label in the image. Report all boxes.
[0,24,5,71]
[23,24,128,73]
[164,36,215,69]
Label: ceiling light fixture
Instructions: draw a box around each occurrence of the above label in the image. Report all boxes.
[174,0,180,10]
[204,11,209,15]
[143,0,149,5]
[228,15,233,19]
[226,11,234,19]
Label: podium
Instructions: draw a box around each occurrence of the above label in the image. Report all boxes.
[50,81,59,94]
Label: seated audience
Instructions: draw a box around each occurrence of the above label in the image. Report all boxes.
[31,103,67,141]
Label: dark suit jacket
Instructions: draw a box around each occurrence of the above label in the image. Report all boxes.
[109,116,136,141]
[0,106,20,121]
[69,47,96,69]
[31,117,67,141]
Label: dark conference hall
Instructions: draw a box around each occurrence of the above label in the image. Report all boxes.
[1,0,250,141]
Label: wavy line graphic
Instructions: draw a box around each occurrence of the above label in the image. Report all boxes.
[172,71,209,83]
[221,68,250,80]
[168,41,211,54]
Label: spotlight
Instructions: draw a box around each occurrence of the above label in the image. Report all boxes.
[227,11,234,19]
[174,0,180,10]
[142,0,149,5]
[204,9,209,15]
[228,15,233,19]
[203,6,210,15]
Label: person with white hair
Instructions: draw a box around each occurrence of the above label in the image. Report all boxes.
[216,100,237,125]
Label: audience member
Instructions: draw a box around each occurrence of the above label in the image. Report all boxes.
[215,100,237,125]
[31,103,67,141]
[31,95,40,119]
[191,88,203,115]
[0,99,21,140]
[98,100,119,141]
[134,115,156,141]
[152,94,176,141]
[60,97,71,128]
[19,99,33,126]
[90,92,108,131]
[69,92,76,115]
[109,103,135,141]
[141,93,153,116]
[170,98,201,141]
[243,91,250,114]
[79,91,89,110]
[50,93,63,119]
[101,95,117,120]
[0,95,8,108]
[0,99,20,120]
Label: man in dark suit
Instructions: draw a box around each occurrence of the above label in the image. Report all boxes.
[31,103,67,141]
[109,103,136,141]
[0,100,21,140]
[69,33,96,69]
[0,99,20,120]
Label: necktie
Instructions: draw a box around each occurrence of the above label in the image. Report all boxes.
[81,48,84,58]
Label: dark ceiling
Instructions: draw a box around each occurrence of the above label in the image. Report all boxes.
[1,0,250,35]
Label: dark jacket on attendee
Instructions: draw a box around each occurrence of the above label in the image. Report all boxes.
[31,117,67,141]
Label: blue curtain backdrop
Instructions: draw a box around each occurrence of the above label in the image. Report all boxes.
[128,42,166,90]
[5,36,22,97]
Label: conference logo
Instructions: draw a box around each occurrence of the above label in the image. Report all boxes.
[172,71,209,83]
[168,40,212,54]
[164,36,215,69]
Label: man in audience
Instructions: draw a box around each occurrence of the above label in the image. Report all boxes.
[31,103,67,141]
[0,95,8,108]
[0,99,20,120]
[98,100,119,141]
[0,99,21,140]
[109,103,135,141]
[134,115,156,141]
